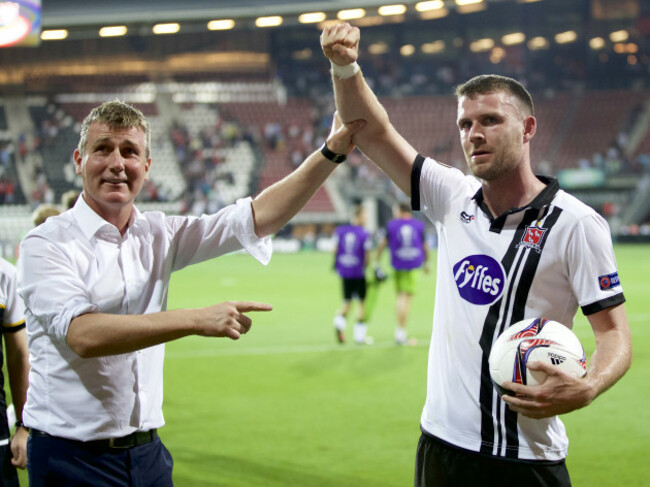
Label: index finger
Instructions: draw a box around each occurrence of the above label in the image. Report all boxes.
[234,301,273,313]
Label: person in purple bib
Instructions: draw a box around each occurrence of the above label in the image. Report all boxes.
[377,202,429,345]
[332,205,372,344]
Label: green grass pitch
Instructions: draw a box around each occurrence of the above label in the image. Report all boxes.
[18,244,649,486]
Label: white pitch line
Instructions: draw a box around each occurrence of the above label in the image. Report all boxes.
[165,340,426,359]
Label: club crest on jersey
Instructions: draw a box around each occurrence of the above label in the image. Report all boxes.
[599,272,620,290]
[453,255,505,305]
[460,211,475,224]
[518,224,547,253]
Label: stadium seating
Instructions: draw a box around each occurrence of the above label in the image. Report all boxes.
[1,72,649,253]
[223,99,336,213]
[553,90,650,169]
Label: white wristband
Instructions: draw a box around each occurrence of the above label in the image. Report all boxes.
[330,61,360,80]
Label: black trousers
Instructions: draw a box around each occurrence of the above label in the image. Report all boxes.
[27,433,173,487]
[415,432,572,487]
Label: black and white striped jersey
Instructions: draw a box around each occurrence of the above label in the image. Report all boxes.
[411,155,625,461]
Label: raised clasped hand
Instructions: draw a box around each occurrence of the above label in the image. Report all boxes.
[320,22,360,66]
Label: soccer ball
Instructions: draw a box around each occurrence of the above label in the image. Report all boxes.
[488,318,587,396]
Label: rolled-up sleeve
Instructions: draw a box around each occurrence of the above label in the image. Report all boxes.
[168,197,272,271]
[227,197,272,265]
[18,234,98,344]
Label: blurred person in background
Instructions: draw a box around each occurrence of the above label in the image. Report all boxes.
[17,100,364,486]
[0,257,29,485]
[60,189,80,210]
[30,203,61,227]
[375,202,429,346]
[332,204,373,345]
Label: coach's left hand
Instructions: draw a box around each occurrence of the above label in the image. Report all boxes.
[327,111,365,155]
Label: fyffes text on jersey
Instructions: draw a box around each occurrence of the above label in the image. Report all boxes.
[453,255,506,305]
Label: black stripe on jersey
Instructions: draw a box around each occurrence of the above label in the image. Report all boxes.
[1,321,25,333]
[411,154,426,211]
[478,205,564,458]
[478,207,539,455]
[582,293,626,315]
[501,206,562,458]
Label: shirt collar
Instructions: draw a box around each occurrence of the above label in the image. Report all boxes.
[72,194,148,240]
[472,175,559,214]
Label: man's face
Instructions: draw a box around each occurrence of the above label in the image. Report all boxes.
[457,91,530,181]
[74,122,150,218]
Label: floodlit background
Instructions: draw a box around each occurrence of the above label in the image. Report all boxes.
[0,0,648,485]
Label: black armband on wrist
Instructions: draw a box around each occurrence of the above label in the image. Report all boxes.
[320,143,347,164]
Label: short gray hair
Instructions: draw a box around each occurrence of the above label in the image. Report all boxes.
[78,99,151,158]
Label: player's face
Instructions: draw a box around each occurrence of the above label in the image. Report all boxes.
[457,91,529,181]
[74,122,150,220]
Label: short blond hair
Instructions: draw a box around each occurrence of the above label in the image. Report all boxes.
[61,189,80,209]
[32,203,61,227]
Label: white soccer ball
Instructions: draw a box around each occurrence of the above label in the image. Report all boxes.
[488,318,587,396]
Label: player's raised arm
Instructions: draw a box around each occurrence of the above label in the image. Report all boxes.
[321,23,417,194]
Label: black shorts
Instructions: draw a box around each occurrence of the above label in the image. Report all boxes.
[342,277,367,300]
[0,443,19,487]
[415,432,571,487]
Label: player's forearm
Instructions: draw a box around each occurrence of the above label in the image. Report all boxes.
[332,70,390,141]
[6,345,28,420]
[66,309,200,358]
[7,370,27,422]
[252,150,336,238]
[332,71,416,193]
[584,324,632,402]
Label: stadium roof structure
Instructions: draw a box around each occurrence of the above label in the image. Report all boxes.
[44,0,423,27]
[0,0,645,94]
[42,0,646,29]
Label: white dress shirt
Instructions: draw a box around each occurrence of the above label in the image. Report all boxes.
[17,196,271,441]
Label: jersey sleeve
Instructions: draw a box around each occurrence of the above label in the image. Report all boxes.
[566,212,625,315]
[411,155,476,223]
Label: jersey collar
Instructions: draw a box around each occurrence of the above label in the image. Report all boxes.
[472,176,560,232]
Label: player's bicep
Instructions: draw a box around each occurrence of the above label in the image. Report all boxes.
[586,303,629,336]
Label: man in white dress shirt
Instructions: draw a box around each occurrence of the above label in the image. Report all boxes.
[17,100,363,486]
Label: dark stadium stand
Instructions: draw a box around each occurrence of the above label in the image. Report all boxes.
[222,99,336,213]
[0,105,7,131]
[0,0,648,247]
[59,101,159,122]
[553,90,650,170]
